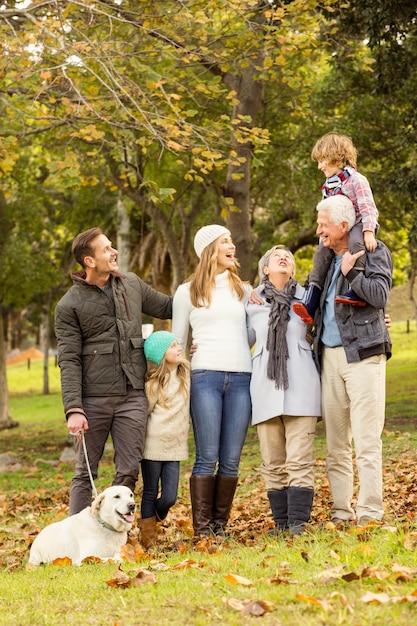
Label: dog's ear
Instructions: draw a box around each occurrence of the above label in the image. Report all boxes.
[90,492,105,516]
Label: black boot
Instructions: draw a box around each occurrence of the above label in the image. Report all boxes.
[211,475,238,536]
[190,475,215,537]
[292,284,321,325]
[267,489,288,535]
[335,288,366,306]
[287,486,314,536]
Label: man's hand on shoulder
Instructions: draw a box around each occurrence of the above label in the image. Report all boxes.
[341,250,365,276]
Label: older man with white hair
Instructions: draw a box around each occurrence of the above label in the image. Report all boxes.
[311,194,392,526]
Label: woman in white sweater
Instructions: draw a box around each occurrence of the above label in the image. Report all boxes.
[172,225,252,537]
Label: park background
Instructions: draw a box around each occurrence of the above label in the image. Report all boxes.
[1,0,417,429]
[1,3,417,623]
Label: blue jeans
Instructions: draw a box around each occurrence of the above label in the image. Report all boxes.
[190,370,251,477]
[140,459,180,520]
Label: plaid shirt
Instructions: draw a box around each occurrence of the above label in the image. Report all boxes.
[324,170,379,232]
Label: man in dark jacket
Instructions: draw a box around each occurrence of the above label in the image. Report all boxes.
[312,195,392,527]
[55,227,172,514]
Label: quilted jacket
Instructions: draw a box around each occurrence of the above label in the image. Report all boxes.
[55,270,172,413]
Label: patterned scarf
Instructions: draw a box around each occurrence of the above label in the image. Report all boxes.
[263,277,297,390]
[322,165,356,198]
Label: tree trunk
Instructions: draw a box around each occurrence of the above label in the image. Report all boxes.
[41,292,52,395]
[223,15,266,281]
[117,193,131,274]
[0,306,19,430]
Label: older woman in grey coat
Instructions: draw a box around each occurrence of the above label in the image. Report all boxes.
[246,245,321,535]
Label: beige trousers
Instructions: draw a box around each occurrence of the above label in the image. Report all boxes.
[257,415,317,491]
[321,346,386,521]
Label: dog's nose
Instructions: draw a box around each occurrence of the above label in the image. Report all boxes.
[128,503,136,512]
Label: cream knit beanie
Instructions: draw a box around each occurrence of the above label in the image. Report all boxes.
[193,224,230,258]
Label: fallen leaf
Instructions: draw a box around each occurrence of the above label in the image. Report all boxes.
[173,558,207,570]
[223,597,273,614]
[120,542,147,562]
[360,592,391,604]
[52,556,72,567]
[391,562,417,581]
[81,556,102,564]
[296,593,332,611]
[316,565,346,583]
[361,566,389,581]
[341,571,360,582]
[404,532,417,550]
[132,569,157,586]
[224,573,253,586]
[242,600,271,616]
[106,566,131,588]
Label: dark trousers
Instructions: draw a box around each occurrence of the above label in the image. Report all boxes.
[69,390,148,515]
[140,459,180,520]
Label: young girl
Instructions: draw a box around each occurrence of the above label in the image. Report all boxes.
[293,132,379,324]
[139,331,190,549]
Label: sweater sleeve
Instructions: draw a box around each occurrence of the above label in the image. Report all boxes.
[172,284,192,351]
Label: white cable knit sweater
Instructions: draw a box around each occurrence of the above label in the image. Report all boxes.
[172,270,252,372]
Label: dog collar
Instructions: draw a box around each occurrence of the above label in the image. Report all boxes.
[97,516,124,533]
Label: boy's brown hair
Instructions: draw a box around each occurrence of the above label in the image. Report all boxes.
[311,132,358,169]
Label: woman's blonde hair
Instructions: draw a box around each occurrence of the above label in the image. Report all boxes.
[311,132,358,169]
[188,239,246,307]
[145,359,190,409]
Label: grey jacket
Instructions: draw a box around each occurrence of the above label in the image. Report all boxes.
[55,271,172,413]
[246,284,321,425]
[313,240,392,366]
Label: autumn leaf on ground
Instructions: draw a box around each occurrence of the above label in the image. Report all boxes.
[300,550,310,562]
[52,556,72,567]
[361,565,390,581]
[403,531,417,550]
[360,592,391,604]
[173,558,207,570]
[81,556,102,565]
[132,568,157,586]
[315,565,346,583]
[296,593,333,611]
[391,562,417,581]
[330,592,354,614]
[267,574,297,584]
[224,573,253,586]
[358,543,374,556]
[120,541,147,562]
[106,565,131,588]
[223,597,273,615]
[149,562,170,571]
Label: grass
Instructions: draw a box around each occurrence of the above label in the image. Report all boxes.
[1,322,417,625]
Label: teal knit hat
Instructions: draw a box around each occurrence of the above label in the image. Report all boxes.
[144,331,177,366]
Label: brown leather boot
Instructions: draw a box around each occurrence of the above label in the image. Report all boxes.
[139,516,157,549]
[190,475,215,537]
[211,475,238,536]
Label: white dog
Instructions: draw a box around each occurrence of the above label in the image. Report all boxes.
[28,485,136,566]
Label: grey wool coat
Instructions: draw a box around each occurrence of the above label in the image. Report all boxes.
[246,284,321,426]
